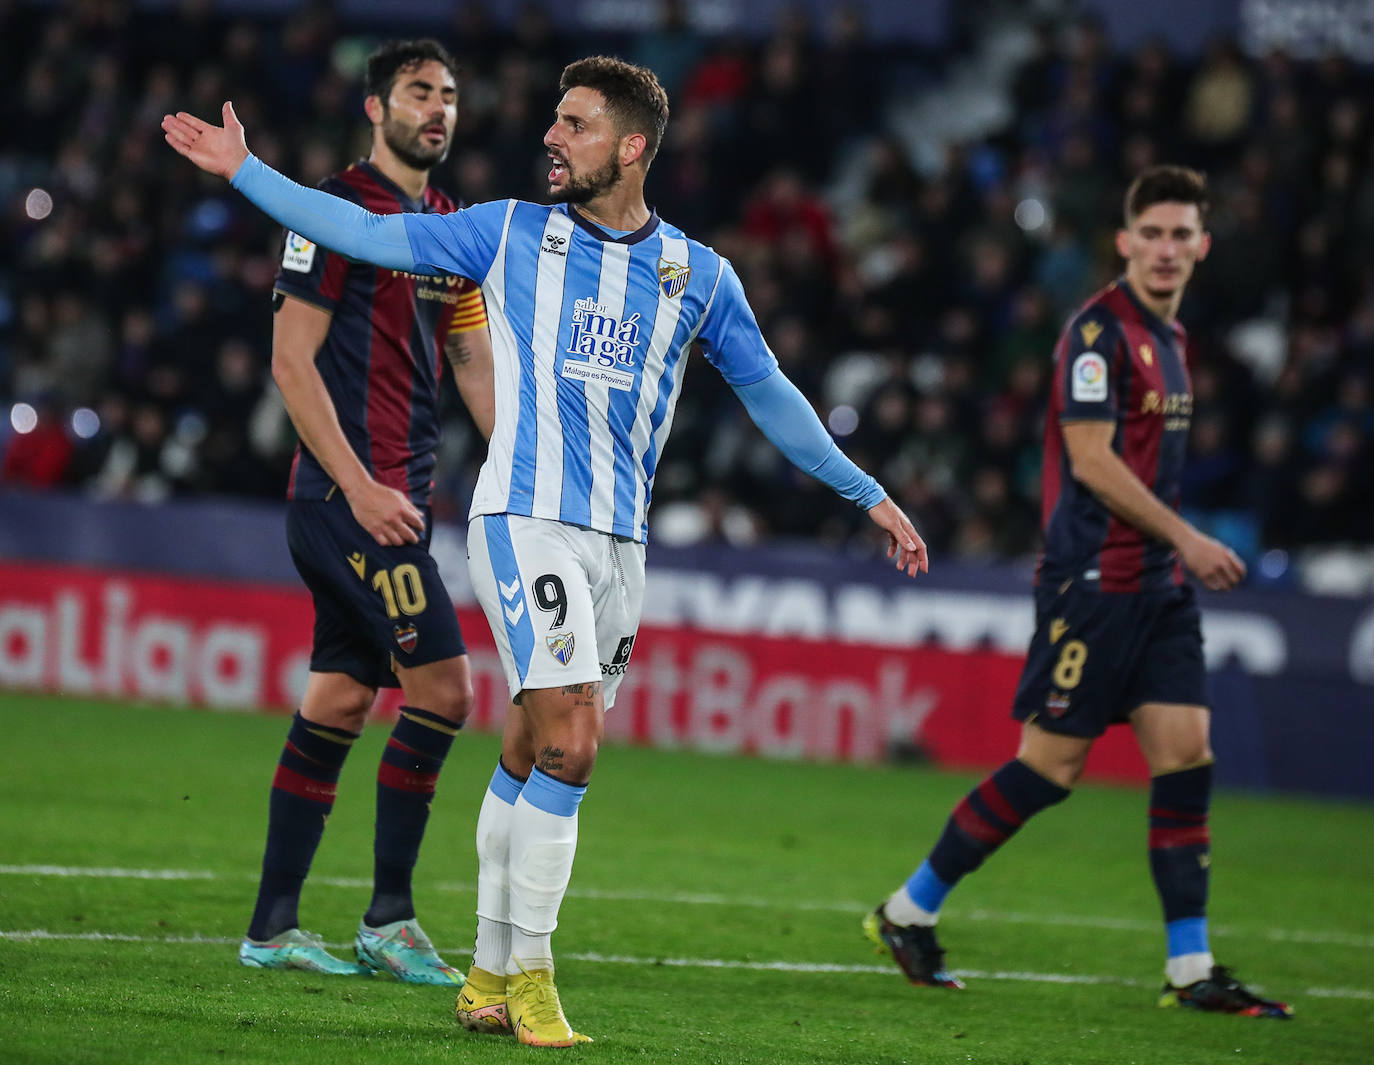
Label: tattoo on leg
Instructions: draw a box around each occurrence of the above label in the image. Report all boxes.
[559,682,600,708]
[537,745,565,773]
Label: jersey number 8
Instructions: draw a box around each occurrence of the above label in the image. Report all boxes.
[1052,639,1088,690]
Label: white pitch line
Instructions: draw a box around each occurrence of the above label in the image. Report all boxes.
[2,929,1363,1001]
[562,952,1146,987]
[0,864,215,881]
[1,930,239,945]
[5,864,1374,950]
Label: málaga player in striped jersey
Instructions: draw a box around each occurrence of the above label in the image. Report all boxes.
[164,56,927,1045]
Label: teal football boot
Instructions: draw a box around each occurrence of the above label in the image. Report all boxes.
[355,918,465,986]
[238,928,372,975]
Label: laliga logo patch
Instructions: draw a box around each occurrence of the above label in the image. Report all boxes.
[547,632,576,666]
[282,231,317,273]
[394,624,419,654]
[658,258,690,299]
[1071,352,1108,402]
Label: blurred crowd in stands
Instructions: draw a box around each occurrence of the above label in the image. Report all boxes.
[2,0,1373,567]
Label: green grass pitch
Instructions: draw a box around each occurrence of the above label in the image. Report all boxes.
[1,693,1370,1064]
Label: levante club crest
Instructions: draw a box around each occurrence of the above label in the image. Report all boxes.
[547,632,576,665]
[394,624,418,654]
[658,258,690,299]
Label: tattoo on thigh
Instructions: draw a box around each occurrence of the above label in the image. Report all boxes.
[537,745,565,772]
[560,682,600,707]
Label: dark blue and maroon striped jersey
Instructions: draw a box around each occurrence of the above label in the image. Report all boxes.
[272,160,487,505]
[1037,280,1192,593]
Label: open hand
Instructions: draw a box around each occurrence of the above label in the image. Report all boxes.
[867,497,929,578]
[161,101,250,181]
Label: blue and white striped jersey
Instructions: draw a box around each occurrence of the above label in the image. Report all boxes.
[404,200,777,543]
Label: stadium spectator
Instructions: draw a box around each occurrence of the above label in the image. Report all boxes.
[1,395,74,488]
[1,1,1371,569]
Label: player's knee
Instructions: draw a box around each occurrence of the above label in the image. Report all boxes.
[402,658,474,725]
[305,691,372,732]
[1017,727,1089,788]
[1041,758,1085,790]
[1150,742,1214,776]
[1017,745,1086,789]
[426,679,474,726]
[535,734,599,784]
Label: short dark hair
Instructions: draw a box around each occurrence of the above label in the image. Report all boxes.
[559,56,670,165]
[1124,165,1209,226]
[365,39,459,102]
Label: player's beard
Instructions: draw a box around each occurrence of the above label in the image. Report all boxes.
[381,110,451,172]
[549,151,621,204]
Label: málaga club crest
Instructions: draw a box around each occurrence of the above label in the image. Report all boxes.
[546,632,575,665]
[658,258,690,299]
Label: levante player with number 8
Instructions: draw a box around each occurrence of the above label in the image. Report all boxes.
[865,166,1292,1019]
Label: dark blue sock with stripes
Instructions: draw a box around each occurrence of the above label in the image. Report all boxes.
[1149,764,1213,959]
[909,759,1070,914]
[247,712,358,941]
[364,706,460,927]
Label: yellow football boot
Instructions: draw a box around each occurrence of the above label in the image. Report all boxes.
[507,964,592,1047]
[455,965,511,1034]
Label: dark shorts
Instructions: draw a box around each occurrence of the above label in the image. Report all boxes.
[285,495,466,689]
[1011,580,1207,738]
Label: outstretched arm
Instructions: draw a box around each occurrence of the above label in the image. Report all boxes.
[162,102,417,272]
[732,370,928,577]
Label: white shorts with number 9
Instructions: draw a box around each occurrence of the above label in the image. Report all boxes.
[467,513,645,708]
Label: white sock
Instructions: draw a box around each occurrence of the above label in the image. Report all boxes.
[884,886,939,927]
[509,923,555,974]
[506,769,585,976]
[474,916,511,976]
[1166,951,1214,988]
[473,765,521,974]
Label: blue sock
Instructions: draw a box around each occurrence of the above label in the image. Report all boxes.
[490,761,527,803]
[904,861,953,912]
[1166,916,1209,958]
[521,767,587,816]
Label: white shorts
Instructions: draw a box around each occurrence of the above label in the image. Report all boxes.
[467,513,645,708]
